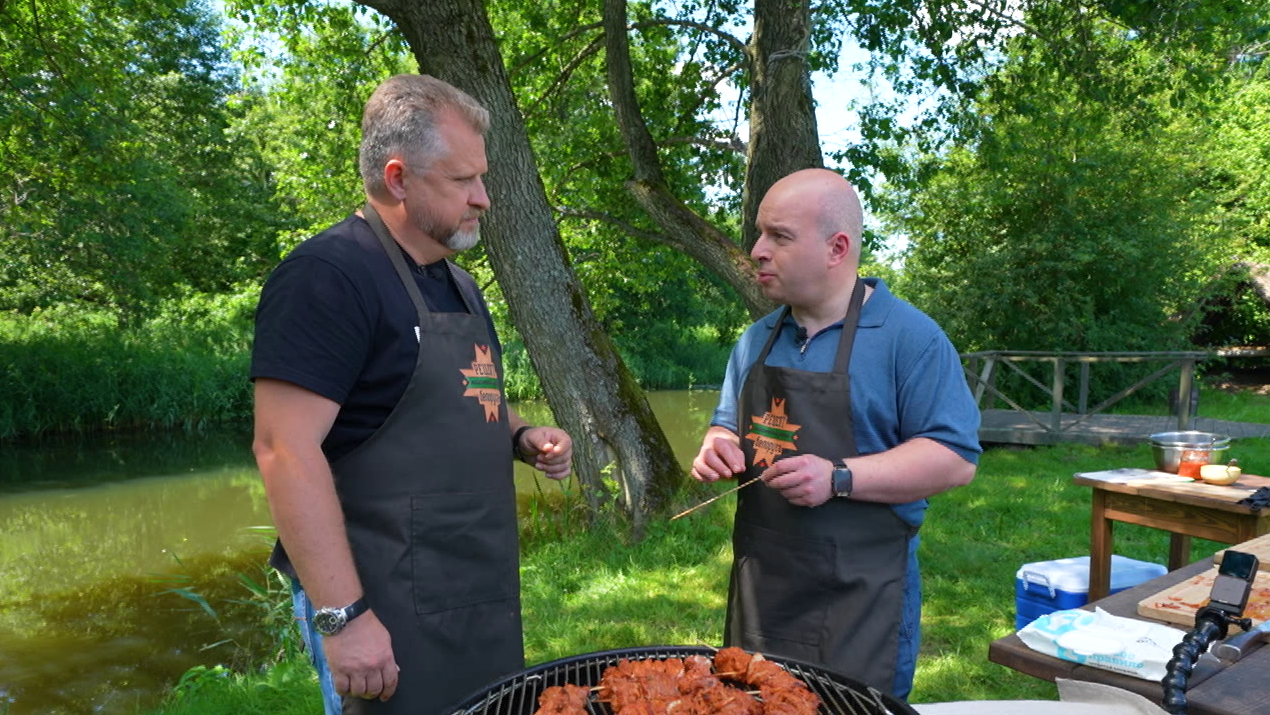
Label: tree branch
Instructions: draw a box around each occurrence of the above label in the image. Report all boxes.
[556,132,743,193]
[511,18,748,80]
[510,21,603,78]
[661,134,746,154]
[524,34,605,117]
[960,0,1040,39]
[1232,39,1270,64]
[603,0,666,185]
[555,206,666,244]
[365,29,392,57]
[675,60,746,131]
[635,17,749,58]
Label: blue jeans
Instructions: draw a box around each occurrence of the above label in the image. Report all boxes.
[291,579,344,715]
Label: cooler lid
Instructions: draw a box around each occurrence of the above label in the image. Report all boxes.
[1016,555,1166,594]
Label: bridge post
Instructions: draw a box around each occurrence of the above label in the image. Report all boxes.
[1079,361,1091,414]
[1052,357,1065,433]
[974,357,998,409]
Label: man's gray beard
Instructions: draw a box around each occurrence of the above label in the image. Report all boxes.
[442,226,480,251]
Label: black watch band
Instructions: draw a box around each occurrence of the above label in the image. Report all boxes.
[512,425,533,462]
[312,597,369,636]
[831,463,854,499]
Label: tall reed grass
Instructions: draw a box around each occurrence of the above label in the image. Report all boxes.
[0,288,257,440]
[1,291,733,440]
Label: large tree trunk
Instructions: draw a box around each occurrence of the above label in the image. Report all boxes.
[358,0,681,535]
[740,0,823,251]
[601,0,772,320]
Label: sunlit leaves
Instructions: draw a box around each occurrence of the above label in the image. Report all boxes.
[223,0,412,247]
[878,28,1239,355]
[0,0,280,314]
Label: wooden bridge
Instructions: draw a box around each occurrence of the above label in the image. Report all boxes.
[962,349,1270,446]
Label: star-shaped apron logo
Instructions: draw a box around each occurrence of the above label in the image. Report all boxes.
[745,397,801,468]
[460,343,502,422]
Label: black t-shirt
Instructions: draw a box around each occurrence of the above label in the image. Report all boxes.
[250,214,500,462]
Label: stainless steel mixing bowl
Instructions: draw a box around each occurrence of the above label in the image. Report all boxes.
[1148,431,1231,473]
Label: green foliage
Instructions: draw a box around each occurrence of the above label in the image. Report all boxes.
[492,0,749,219]
[0,288,257,440]
[832,0,1267,198]
[1209,74,1270,254]
[1189,70,1270,348]
[880,19,1239,359]
[223,0,414,255]
[488,0,755,330]
[153,658,321,715]
[571,242,744,389]
[0,0,286,315]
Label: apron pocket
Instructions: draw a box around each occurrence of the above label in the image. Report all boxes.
[411,492,519,615]
[732,520,836,647]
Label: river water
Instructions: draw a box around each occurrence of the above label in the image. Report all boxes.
[0,390,720,715]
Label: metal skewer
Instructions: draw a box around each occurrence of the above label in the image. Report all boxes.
[671,476,763,520]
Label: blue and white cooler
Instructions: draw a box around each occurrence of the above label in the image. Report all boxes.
[1015,555,1167,630]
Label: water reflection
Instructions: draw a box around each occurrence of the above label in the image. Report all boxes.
[0,390,720,715]
[0,426,256,492]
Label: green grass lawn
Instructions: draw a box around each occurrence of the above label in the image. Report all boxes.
[147,387,1270,713]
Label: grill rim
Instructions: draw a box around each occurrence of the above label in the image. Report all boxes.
[447,644,920,715]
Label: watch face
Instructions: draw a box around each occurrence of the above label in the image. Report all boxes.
[832,468,852,497]
[313,610,344,636]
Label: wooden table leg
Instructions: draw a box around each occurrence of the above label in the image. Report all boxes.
[1089,489,1113,601]
[1168,533,1192,571]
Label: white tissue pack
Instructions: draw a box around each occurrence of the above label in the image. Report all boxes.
[1016,607,1186,681]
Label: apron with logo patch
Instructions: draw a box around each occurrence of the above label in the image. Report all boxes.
[340,205,522,714]
[724,279,914,694]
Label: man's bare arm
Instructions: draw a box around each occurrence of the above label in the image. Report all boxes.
[844,437,976,503]
[763,437,976,507]
[253,378,398,701]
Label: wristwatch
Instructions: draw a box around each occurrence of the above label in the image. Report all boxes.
[831,462,854,498]
[313,597,369,636]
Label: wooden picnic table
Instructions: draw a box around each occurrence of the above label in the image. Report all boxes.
[1072,469,1270,601]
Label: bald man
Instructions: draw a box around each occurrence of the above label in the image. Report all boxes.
[691,168,981,699]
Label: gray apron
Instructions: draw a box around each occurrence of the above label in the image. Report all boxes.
[724,279,915,694]
[340,205,523,714]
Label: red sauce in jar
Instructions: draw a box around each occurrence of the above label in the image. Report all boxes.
[1177,450,1209,479]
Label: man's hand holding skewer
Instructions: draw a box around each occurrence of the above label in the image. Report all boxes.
[690,426,745,483]
[760,454,835,508]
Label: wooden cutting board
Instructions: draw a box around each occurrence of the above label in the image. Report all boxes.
[1215,532,1270,571]
[1138,567,1270,629]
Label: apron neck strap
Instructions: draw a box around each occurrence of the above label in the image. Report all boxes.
[362,203,432,321]
[832,277,867,373]
[755,278,867,374]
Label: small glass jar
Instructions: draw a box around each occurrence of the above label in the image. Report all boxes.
[1177,450,1210,479]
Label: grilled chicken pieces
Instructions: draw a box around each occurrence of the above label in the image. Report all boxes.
[532,648,820,715]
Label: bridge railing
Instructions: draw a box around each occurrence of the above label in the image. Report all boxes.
[959,351,1210,435]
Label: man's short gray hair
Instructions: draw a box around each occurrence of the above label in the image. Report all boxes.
[359,74,489,197]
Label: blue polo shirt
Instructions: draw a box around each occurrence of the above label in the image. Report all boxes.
[710,277,981,699]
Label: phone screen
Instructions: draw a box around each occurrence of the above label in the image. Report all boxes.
[1219,551,1259,581]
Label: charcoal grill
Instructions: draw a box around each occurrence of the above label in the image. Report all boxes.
[447,645,918,715]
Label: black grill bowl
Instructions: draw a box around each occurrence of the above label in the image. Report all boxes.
[447,645,919,715]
